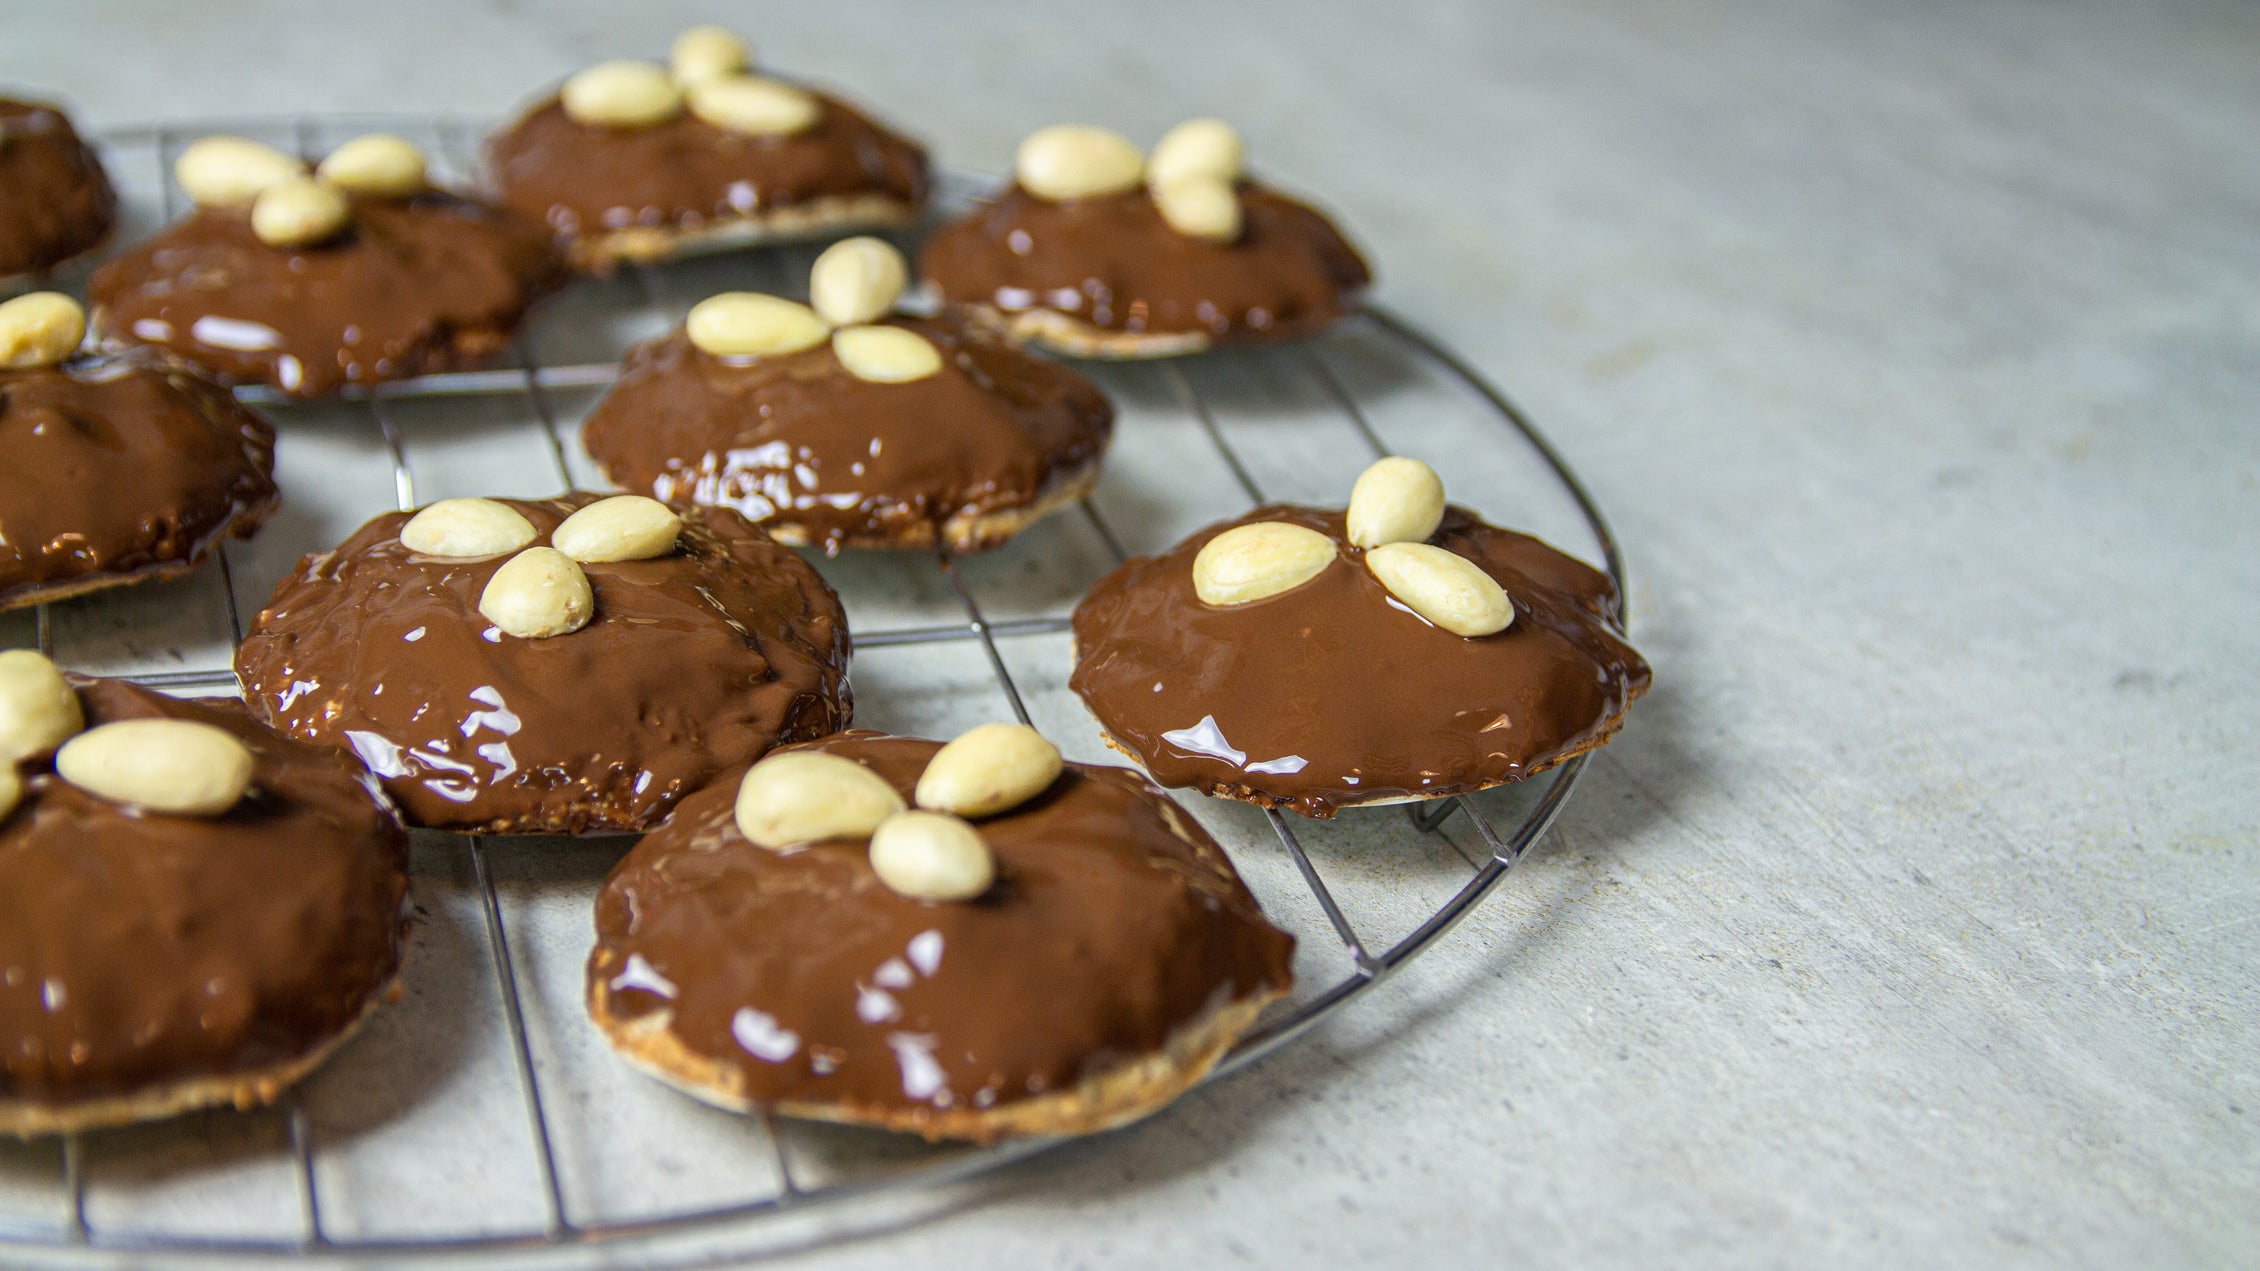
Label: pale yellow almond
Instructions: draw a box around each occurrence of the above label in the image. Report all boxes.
[734,751,906,849]
[1148,117,1244,187]
[317,133,427,198]
[0,649,84,763]
[1192,520,1337,606]
[0,292,87,370]
[1152,175,1242,243]
[478,547,595,639]
[562,60,683,128]
[831,325,942,384]
[175,135,303,206]
[687,74,819,137]
[1015,124,1143,201]
[914,723,1062,818]
[808,236,909,326]
[551,495,682,563]
[251,176,351,247]
[399,497,538,558]
[685,292,831,358]
[1364,541,1514,637]
[672,24,751,85]
[1346,456,1447,548]
[56,719,255,817]
[868,810,995,902]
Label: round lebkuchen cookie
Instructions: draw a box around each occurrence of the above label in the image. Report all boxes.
[234,492,851,835]
[582,239,1113,554]
[1069,459,1651,817]
[922,120,1369,359]
[89,133,565,397]
[487,27,928,271]
[0,95,117,283]
[0,665,410,1137]
[588,728,1295,1142]
[0,293,278,611]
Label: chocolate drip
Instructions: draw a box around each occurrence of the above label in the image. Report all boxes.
[1070,505,1650,816]
[87,191,566,398]
[235,494,852,834]
[0,680,409,1108]
[0,97,116,277]
[920,183,1370,343]
[581,319,1112,553]
[0,351,278,609]
[590,731,1294,1127]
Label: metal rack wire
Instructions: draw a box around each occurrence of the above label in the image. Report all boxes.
[0,117,1625,1265]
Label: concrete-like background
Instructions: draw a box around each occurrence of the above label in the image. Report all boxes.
[4,0,2257,1265]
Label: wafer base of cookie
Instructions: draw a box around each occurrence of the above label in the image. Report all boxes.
[568,195,922,274]
[0,503,274,614]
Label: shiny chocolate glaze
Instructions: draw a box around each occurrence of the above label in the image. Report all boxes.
[0,97,116,277]
[920,182,1371,344]
[580,318,1113,553]
[485,89,929,244]
[87,191,567,398]
[1070,505,1650,816]
[235,493,852,834]
[0,679,409,1113]
[590,731,1293,1131]
[0,351,279,610]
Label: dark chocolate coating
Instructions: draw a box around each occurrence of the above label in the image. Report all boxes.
[1070,505,1650,816]
[590,731,1294,1129]
[234,493,852,834]
[580,318,1113,553]
[0,679,409,1111]
[0,97,116,277]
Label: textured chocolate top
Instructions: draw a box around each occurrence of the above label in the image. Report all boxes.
[0,97,116,277]
[580,318,1113,553]
[235,493,852,834]
[485,89,928,242]
[920,182,1371,343]
[87,190,565,397]
[1070,505,1650,816]
[0,679,409,1112]
[0,351,278,610]
[590,731,1294,1132]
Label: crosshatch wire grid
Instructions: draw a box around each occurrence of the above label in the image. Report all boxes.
[0,116,1625,1267]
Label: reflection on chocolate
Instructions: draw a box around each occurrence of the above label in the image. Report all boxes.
[486,91,927,247]
[0,351,278,610]
[235,493,851,834]
[0,97,116,278]
[590,731,1293,1134]
[87,191,566,397]
[581,319,1113,553]
[1070,505,1650,816]
[0,679,409,1119]
[920,183,1370,344]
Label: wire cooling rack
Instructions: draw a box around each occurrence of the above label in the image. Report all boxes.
[0,116,1626,1267]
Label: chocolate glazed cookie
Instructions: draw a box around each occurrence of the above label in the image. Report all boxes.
[0,348,279,611]
[0,676,411,1137]
[235,494,851,834]
[589,731,1295,1143]
[1070,503,1651,817]
[0,97,117,280]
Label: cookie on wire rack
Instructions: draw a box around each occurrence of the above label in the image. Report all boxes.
[921,119,1371,359]
[485,25,929,272]
[581,237,1113,554]
[0,94,116,287]
[0,661,410,1137]
[587,726,1295,1143]
[1069,457,1651,817]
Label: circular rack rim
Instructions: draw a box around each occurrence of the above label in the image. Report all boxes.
[1,118,1628,1264]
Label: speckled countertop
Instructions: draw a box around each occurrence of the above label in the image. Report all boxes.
[1,0,2255,1266]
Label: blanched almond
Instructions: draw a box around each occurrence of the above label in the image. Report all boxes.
[1015,124,1143,201]
[1192,521,1337,606]
[808,236,908,326]
[399,498,538,558]
[831,325,942,383]
[687,74,819,137]
[551,496,682,563]
[1346,456,1446,548]
[56,719,255,817]
[0,292,86,370]
[1148,117,1244,187]
[317,134,426,199]
[672,25,751,86]
[1152,175,1241,243]
[478,547,595,639]
[868,811,995,902]
[562,61,683,128]
[250,176,351,247]
[175,135,303,206]
[685,292,831,358]
[1364,542,1514,637]
[0,649,83,763]
[734,751,906,849]
[914,723,1062,818]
